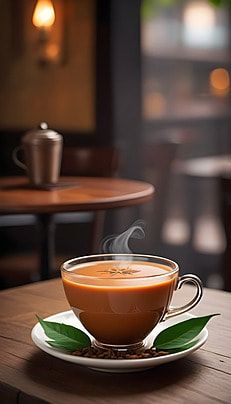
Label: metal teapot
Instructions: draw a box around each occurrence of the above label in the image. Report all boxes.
[13,123,63,186]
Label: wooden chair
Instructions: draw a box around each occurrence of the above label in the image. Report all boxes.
[57,146,119,253]
[219,175,231,291]
[61,146,119,178]
[141,141,178,247]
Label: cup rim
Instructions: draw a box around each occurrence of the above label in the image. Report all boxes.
[60,253,179,280]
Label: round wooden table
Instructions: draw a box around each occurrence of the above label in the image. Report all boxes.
[0,176,154,279]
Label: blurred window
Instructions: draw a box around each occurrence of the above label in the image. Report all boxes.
[141,0,231,288]
[142,0,231,126]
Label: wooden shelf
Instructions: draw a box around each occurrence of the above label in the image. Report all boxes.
[143,48,231,65]
[143,115,231,130]
[143,99,231,127]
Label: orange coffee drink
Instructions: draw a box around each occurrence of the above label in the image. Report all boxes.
[61,254,203,349]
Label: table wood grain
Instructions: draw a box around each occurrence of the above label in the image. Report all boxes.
[0,177,154,214]
[0,280,230,403]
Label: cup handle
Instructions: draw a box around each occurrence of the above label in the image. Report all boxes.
[12,146,27,170]
[164,274,203,320]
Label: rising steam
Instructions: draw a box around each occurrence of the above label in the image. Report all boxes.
[101,220,146,254]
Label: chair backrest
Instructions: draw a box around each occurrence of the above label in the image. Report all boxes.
[61,146,119,178]
[142,141,178,200]
[220,175,231,291]
[141,141,178,245]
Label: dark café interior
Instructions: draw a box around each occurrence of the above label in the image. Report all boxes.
[0,1,231,402]
[0,0,230,291]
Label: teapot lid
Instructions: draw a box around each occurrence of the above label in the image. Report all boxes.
[22,122,62,144]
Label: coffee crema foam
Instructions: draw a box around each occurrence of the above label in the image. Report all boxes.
[75,260,170,277]
[64,260,174,287]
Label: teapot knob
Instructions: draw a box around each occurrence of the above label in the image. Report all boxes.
[39,122,48,130]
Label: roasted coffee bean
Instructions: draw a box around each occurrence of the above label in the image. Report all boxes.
[72,346,168,360]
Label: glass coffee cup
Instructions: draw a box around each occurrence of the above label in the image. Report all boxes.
[61,254,203,350]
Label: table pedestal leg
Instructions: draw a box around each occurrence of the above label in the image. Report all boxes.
[37,214,55,280]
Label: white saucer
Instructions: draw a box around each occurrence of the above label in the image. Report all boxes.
[31,311,208,373]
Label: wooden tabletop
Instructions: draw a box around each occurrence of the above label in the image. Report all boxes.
[0,176,154,214]
[0,279,230,403]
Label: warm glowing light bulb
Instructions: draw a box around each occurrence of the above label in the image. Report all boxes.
[184,1,215,31]
[143,92,167,118]
[210,68,230,96]
[183,0,215,47]
[32,0,55,28]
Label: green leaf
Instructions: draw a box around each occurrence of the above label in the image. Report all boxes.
[209,0,221,6]
[37,316,91,351]
[154,314,219,351]
[163,340,198,354]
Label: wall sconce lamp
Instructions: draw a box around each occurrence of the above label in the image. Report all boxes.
[32,0,64,65]
[33,0,55,28]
